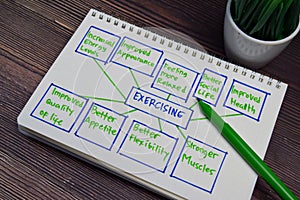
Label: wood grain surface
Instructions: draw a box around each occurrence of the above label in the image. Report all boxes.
[1,0,299,199]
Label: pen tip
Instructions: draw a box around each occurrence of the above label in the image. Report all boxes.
[197,98,205,108]
[197,99,212,116]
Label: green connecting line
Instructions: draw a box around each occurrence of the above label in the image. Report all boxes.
[189,99,200,109]
[121,109,138,115]
[93,58,126,100]
[82,96,125,103]
[190,113,242,122]
[129,68,140,89]
[176,126,187,140]
[177,113,242,140]
[166,94,171,100]
[158,118,163,132]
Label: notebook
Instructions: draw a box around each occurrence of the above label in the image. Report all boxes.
[17,9,287,199]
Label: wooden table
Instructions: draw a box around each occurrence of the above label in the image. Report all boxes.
[1,1,299,199]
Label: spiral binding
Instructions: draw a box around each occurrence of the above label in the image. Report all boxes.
[91,10,282,89]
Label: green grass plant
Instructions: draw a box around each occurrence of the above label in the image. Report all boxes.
[231,0,300,40]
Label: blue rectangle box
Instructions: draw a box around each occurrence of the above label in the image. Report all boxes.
[170,136,227,194]
[74,102,127,151]
[30,83,88,133]
[75,26,121,64]
[125,87,193,129]
[110,36,164,77]
[223,79,270,121]
[193,68,227,107]
[151,59,199,102]
[117,120,178,173]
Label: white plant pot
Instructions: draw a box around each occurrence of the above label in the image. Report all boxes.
[224,0,300,69]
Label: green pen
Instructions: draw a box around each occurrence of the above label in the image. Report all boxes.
[198,100,297,200]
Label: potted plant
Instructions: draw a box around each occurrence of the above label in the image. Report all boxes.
[224,0,300,68]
